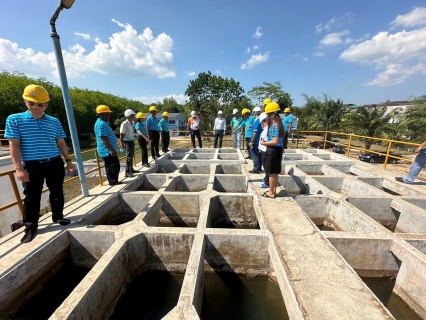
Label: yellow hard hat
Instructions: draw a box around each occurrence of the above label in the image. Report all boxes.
[22,84,50,103]
[284,108,291,113]
[163,111,169,117]
[241,108,251,115]
[265,102,280,114]
[136,112,146,119]
[149,106,158,112]
[96,105,112,114]
[263,98,272,105]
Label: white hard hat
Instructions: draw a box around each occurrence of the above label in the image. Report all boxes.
[253,106,262,114]
[191,111,196,117]
[218,110,223,115]
[232,109,238,115]
[124,109,135,117]
[259,112,267,122]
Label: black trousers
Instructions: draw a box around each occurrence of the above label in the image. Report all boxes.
[191,129,202,148]
[102,155,120,185]
[161,131,170,152]
[214,130,224,148]
[261,151,269,185]
[22,156,65,231]
[150,130,160,157]
[246,137,251,157]
[283,131,289,149]
[137,138,149,164]
[123,140,135,173]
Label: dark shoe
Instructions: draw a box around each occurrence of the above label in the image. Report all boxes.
[143,163,151,167]
[54,218,71,226]
[21,229,36,243]
[110,181,122,186]
[125,172,135,177]
[246,157,252,160]
[249,170,260,174]
[156,154,161,158]
[131,169,140,173]
[166,149,170,152]
[261,192,276,199]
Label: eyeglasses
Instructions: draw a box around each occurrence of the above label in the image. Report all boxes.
[26,101,47,107]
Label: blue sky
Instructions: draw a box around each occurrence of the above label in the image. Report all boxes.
[1,0,425,106]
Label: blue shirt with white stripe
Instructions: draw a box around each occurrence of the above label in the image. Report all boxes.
[95,118,118,158]
[5,111,66,162]
[267,124,283,147]
[135,121,147,137]
[252,118,263,145]
[158,118,170,132]
[146,115,159,131]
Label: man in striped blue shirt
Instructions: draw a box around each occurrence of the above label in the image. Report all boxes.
[5,85,76,243]
[94,105,120,185]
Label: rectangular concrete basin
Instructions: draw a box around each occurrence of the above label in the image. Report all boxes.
[312,177,389,197]
[218,149,238,153]
[215,164,242,174]
[187,154,215,160]
[217,154,240,160]
[213,176,247,193]
[180,164,211,174]
[136,174,168,191]
[207,195,259,229]
[359,177,426,197]
[277,176,331,196]
[165,175,210,192]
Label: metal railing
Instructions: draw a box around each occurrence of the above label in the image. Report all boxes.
[0,146,140,219]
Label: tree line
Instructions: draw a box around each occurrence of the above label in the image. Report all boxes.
[1,70,425,147]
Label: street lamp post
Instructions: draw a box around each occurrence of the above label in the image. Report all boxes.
[50,0,89,197]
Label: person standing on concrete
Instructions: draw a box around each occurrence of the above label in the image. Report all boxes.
[146,106,161,159]
[159,112,170,153]
[396,140,426,184]
[230,109,243,149]
[95,105,121,185]
[233,109,254,158]
[187,111,203,148]
[282,108,293,149]
[260,102,284,198]
[258,113,269,188]
[120,109,139,177]
[5,84,76,243]
[213,110,226,148]
[135,112,150,167]
[248,107,262,173]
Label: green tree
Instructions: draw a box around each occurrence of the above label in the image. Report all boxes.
[247,81,293,110]
[398,95,426,142]
[185,71,245,130]
[342,105,392,149]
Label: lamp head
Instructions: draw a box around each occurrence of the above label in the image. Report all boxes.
[61,0,75,9]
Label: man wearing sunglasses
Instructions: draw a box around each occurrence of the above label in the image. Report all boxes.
[5,84,76,243]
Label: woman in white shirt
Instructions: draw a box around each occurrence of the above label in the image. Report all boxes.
[258,113,269,188]
[213,110,226,148]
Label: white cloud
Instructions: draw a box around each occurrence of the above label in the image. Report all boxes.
[315,23,331,34]
[134,94,188,105]
[246,47,250,53]
[355,33,370,42]
[253,26,263,39]
[315,13,353,33]
[363,63,426,86]
[314,52,325,57]
[187,71,196,76]
[345,38,354,44]
[0,19,176,79]
[74,32,92,40]
[253,45,259,50]
[391,7,426,28]
[241,51,270,69]
[320,30,350,46]
[302,57,309,62]
[215,70,222,74]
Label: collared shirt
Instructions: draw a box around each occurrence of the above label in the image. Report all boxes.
[158,118,170,132]
[188,117,200,130]
[267,124,283,147]
[95,117,118,158]
[283,114,293,130]
[135,121,147,137]
[243,115,255,138]
[214,117,226,130]
[231,117,243,134]
[5,110,66,162]
[252,118,263,145]
[146,115,159,131]
[120,119,135,141]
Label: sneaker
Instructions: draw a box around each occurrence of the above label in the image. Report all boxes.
[54,218,71,226]
[395,177,413,184]
[249,170,260,174]
[110,181,122,186]
[156,154,161,158]
[143,163,151,167]
[125,172,135,178]
[131,169,140,173]
[21,229,36,243]
[260,183,269,188]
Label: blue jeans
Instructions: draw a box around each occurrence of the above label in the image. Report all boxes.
[214,130,224,148]
[404,152,426,183]
[251,144,261,171]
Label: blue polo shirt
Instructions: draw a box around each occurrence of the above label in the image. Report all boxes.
[282,114,293,131]
[243,115,255,138]
[158,118,170,132]
[135,121,147,137]
[146,115,159,131]
[267,124,283,147]
[252,118,263,145]
[95,118,118,157]
[5,111,66,162]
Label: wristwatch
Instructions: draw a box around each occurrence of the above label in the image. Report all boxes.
[65,159,71,162]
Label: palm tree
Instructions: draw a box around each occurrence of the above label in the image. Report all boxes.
[398,95,426,142]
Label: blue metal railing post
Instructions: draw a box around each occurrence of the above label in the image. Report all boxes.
[51,4,89,196]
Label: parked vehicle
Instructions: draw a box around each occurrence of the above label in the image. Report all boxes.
[359,150,402,164]
[310,141,334,149]
[331,139,340,143]
[333,145,346,154]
